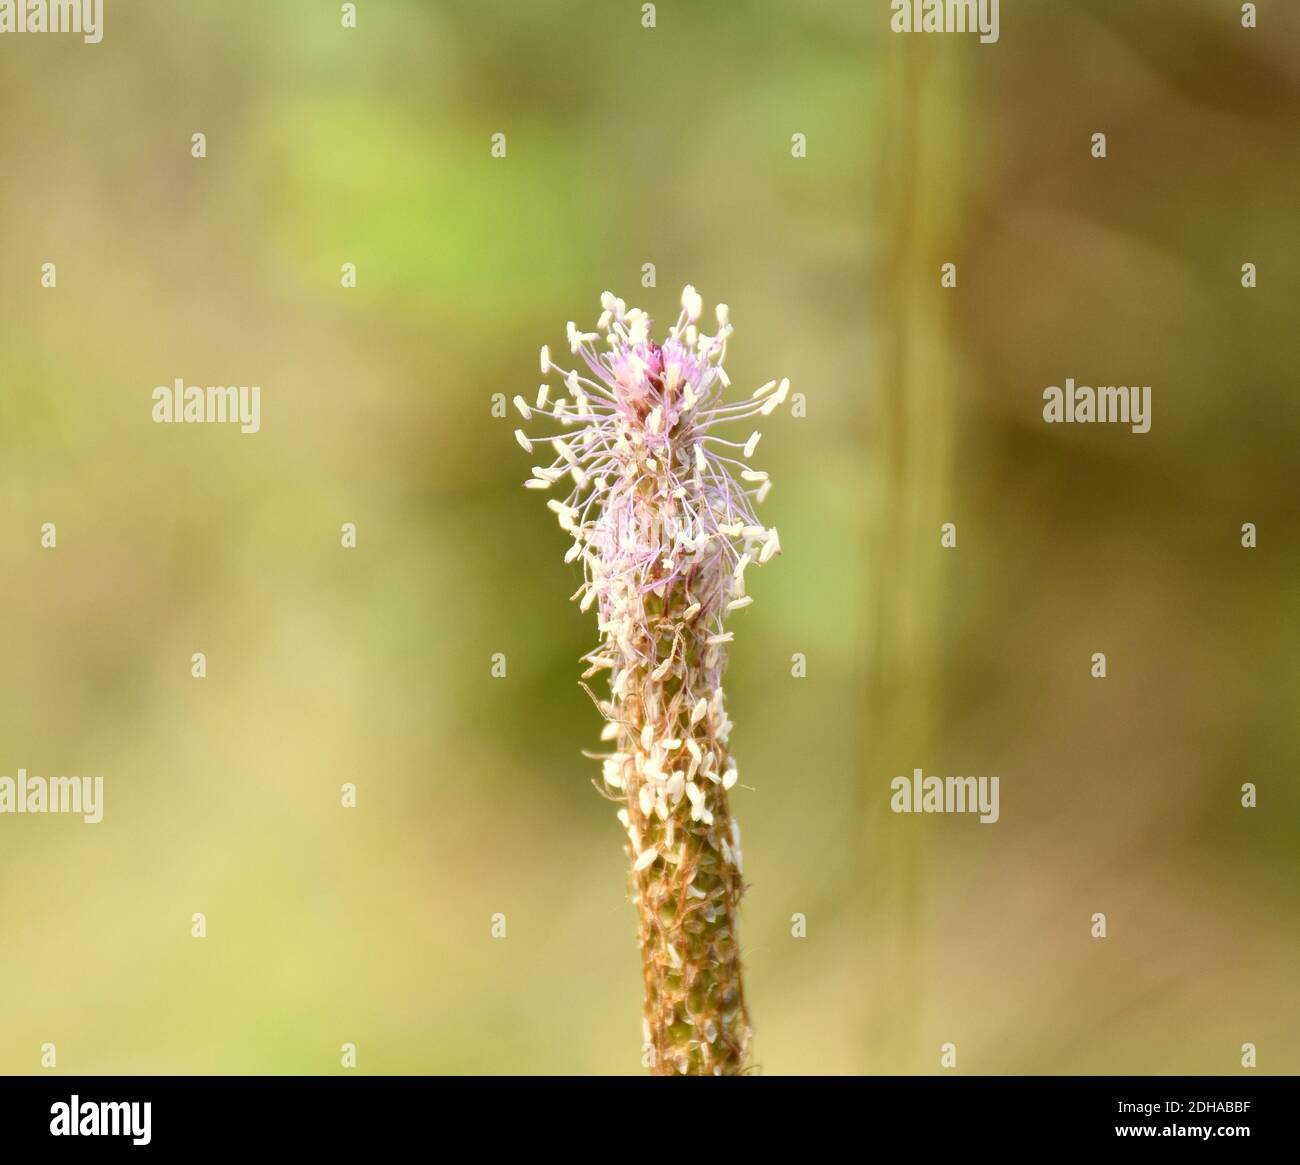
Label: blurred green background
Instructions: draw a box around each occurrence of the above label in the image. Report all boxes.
[0,1,1296,1074]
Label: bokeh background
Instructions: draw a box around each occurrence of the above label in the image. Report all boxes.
[0,0,1296,1074]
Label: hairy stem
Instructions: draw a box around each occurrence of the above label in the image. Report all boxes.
[618,582,749,1076]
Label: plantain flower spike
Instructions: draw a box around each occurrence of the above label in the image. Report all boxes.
[512,286,786,1075]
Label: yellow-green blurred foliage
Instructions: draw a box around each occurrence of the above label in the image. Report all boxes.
[0,1,1295,1074]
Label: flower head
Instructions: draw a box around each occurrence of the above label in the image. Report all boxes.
[514,286,785,641]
